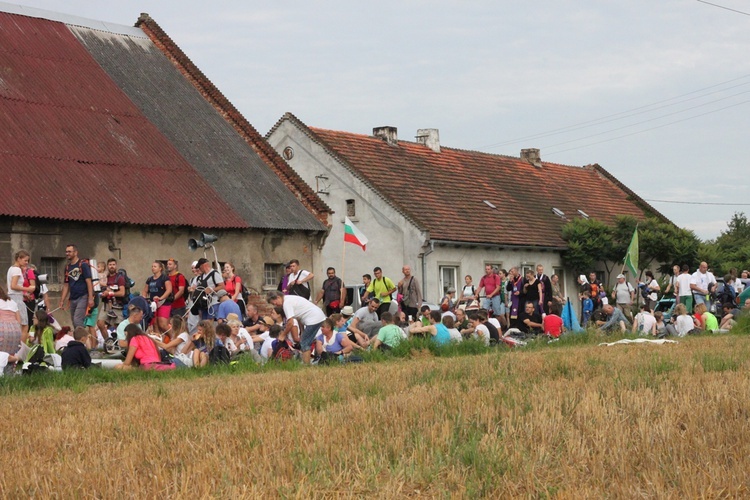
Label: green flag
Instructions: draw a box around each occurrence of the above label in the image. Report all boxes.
[624,227,639,277]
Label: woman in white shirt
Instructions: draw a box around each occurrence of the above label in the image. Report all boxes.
[6,250,34,340]
[670,303,695,337]
[0,285,22,358]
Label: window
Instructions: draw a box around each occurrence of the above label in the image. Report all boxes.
[553,267,566,298]
[484,262,503,273]
[39,257,64,285]
[439,266,458,298]
[264,263,283,288]
[346,199,356,218]
[521,262,535,277]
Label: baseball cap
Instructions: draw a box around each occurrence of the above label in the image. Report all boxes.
[616,274,625,279]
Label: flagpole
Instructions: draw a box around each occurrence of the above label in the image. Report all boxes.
[341,228,347,305]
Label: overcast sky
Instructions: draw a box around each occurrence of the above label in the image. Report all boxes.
[9,0,750,240]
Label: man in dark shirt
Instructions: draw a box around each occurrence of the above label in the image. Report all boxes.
[519,301,543,334]
[478,310,500,343]
[315,267,345,316]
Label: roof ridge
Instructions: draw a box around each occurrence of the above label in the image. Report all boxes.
[134,15,332,224]
[0,2,146,37]
[272,112,428,231]
[304,124,587,169]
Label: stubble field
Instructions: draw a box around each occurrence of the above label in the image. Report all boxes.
[1,333,749,498]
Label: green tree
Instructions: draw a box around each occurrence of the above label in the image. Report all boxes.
[701,212,750,275]
[560,218,612,276]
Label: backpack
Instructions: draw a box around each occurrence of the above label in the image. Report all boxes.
[272,339,295,362]
[190,270,218,315]
[589,282,600,303]
[209,343,230,365]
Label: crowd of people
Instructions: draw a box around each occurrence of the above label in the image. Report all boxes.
[1,244,748,374]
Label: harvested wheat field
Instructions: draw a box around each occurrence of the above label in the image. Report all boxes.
[2,334,750,497]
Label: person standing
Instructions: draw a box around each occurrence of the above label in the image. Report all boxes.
[398,265,422,321]
[267,291,326,364]
[690,261,716,310]
[367,267,397,319]
[143,261,173,336]
[59,244,94,329]
[167,259,188,319]
[7,250,35,341]
[643,270,660,311]
[286,259,314,299]
[316,267,345,316]
[536,264,552,315]
[222,262,243,306]
[476,264,502,317]
[611,273,635,321]
[664,265,680,297]
[675,265,693,312]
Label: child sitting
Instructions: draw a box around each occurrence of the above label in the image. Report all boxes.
[543,302,564,340]
[653,311,667,337]
[28,309,56,355]
[61,326,92,370]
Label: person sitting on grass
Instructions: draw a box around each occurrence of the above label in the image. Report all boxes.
[442,315,462,343]
[315,318,356,363]
[479,310,501,343]
[409,310,451,345]
[468,312,490,346]
[115,324,175,371]
[667,303,694,337]
[259,324,279,361]
[631,304,656,336]
[519,302,543,335]
[653,311,667,337]
[371,312,405,351]
[719,302,741,331]
[153,315,195,368]
[191,320,215,368]
[271,306,300,347]
[330,313,364,351]
[61,326,91,370]
[227,319,254,358]
[693,303,719,333]
[116,303,145,350]
[597,304,631,333]
[419,304,432,326]
[543,302,564,341]
[28,309,56,354]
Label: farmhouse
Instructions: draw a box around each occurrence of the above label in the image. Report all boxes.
[266,113,668,303]
[0,4,331,316]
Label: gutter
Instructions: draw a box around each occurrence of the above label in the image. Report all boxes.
[421,240,435,298]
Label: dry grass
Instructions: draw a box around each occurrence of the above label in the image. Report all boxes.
[2,334,750,497]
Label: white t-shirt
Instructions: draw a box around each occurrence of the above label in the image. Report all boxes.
[473,324,490,346]
[613,282,634,304]
[6,266,23,298]
[646,279,659,302]
[0,298,19,312]
[635,312,656,334]
[174,332,190,354]
[354,306,378,323]
[282,295,326,327]
[690,271,716,294]
[237,328,254,351]
[447,328,462,342]
[676,274,693,297]
[674,315,694,337]
[487,317,501,331]
[260,337,274,359]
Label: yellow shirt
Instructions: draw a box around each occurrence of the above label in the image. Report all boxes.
[367,277,396,303]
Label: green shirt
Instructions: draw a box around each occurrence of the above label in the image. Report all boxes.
[703,312,719,332]
[376,324,403,348]
[367,277,396,304]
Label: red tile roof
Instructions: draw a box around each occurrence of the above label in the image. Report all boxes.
[0,12,248,229]
[274,113,668,249]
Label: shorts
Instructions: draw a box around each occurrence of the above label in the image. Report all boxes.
[83,305,99,327]
[10,296,27,326]
[156,305,172,319]
[173,352,194,368]
[481,295,503,315]
[300,321,324,351]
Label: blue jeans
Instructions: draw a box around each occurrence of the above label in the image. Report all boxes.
[481,295,503,315]
[300,321,324,351]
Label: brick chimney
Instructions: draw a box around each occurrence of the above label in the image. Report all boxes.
[373,126,398,146]
[520,148,542,168]
[416,128,440,153]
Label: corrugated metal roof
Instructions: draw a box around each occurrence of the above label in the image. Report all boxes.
[70,25,327,232]
[0,12,248,229]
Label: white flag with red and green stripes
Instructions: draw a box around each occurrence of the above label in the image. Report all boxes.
[344,217,368,251]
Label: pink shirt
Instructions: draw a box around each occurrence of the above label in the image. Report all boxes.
[479,274,501,296]
[130,335,161,366]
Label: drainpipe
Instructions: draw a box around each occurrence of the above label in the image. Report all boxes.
[421,240,434,299]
